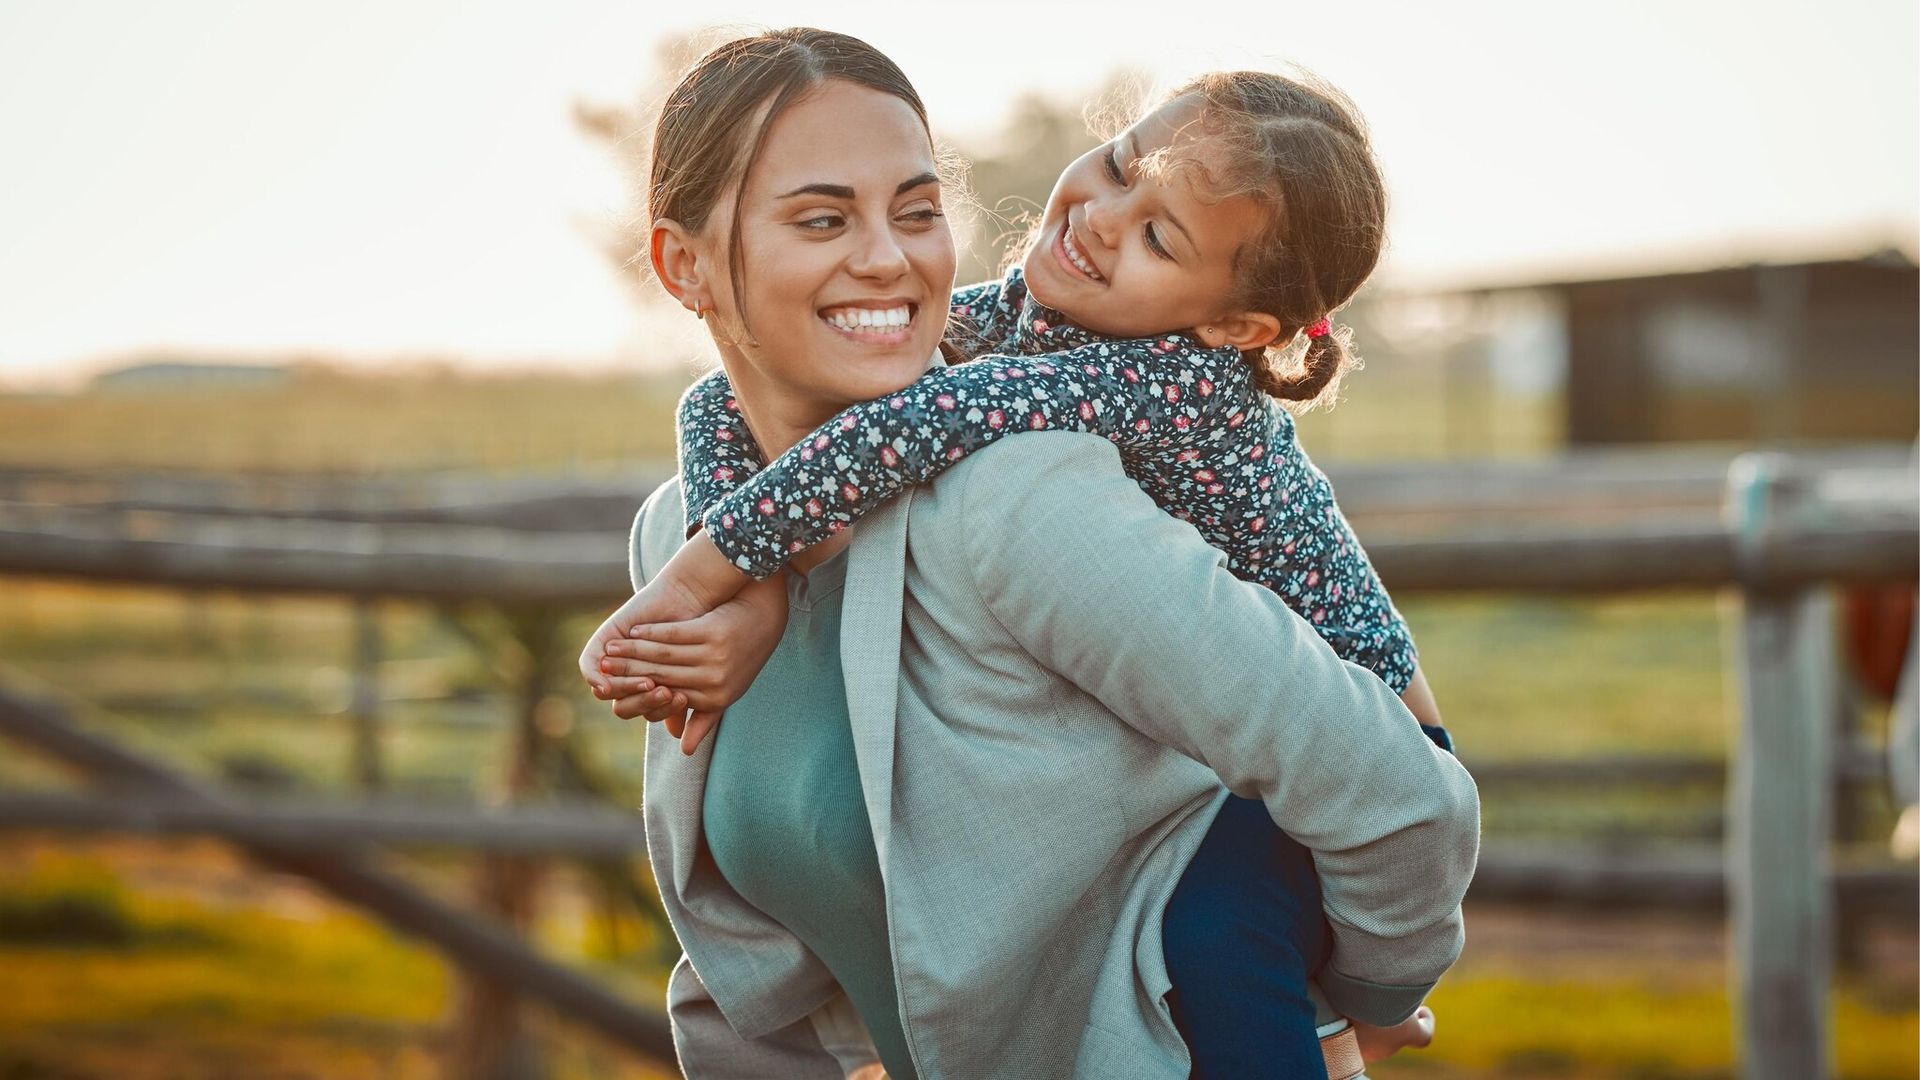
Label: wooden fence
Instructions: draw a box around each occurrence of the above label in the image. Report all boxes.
[0,447,1914,1079]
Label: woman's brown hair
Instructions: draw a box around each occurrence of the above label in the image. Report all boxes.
[647,28,936,338]
[1150,70,1388,408]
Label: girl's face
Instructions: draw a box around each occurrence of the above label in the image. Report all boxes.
[702,80,957,441]
[1022,95,1271,340]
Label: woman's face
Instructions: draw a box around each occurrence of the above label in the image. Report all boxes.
[1021,94,1269,339]
[704,80,956,438]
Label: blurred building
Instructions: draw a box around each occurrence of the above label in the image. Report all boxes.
[1468,250,1918,446]
[90,360,291,394]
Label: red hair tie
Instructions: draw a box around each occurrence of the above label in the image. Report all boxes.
[1304,318,1332,339]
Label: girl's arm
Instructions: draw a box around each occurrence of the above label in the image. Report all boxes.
[676,367,765,532]
[701,334,1241,579]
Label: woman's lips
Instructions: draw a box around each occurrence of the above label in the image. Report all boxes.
[818,302,917,344]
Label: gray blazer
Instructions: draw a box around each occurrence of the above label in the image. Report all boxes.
[632,432,1480,1079]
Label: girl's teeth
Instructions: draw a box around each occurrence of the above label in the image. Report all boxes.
[1064,227,1102,280]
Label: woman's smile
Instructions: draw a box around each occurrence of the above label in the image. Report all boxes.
[818,298,921,345]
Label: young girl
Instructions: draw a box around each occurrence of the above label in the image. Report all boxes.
[589,70,1450,1077]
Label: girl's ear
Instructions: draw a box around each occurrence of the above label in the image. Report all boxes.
[651,219,711,315]
[1195,311,1282,352]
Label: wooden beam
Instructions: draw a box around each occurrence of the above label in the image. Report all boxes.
[1,498,1912,600]
[0,688,675,1065]
[0,789,646,855]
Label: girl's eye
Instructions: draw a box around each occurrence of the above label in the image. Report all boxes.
[1143,223,1173,261]
[797,214,845,231]
[899,206,946,226]
[1102,146,1126,186]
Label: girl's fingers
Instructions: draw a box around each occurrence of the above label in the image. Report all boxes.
[599,653,706,676]
[627,620,709,645]
[598,656,709,687]
[604,637,702,665]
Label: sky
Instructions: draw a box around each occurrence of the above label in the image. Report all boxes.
[0,0,1914,388]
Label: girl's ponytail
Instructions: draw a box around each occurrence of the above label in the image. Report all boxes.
[1248,321,1358,409]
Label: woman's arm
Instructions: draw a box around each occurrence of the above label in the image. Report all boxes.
[665,935,873,1078]
[949,432,1479,1028]
[700,335,1240,579]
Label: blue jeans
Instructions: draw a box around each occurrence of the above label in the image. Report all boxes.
[1162,723,1454,1080]
[1163,792,1332,1080]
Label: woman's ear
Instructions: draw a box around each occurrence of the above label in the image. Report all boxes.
[651,219,710,315]
[1195,311,1282,352]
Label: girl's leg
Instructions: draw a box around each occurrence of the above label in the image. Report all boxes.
[1162,793,1332,1080]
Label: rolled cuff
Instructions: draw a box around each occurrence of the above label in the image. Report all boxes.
[1318,966,1435,1028]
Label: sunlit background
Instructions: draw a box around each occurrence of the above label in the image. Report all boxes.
[0,2,1915,1078]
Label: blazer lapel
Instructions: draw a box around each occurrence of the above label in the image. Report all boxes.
[841,488,913,873]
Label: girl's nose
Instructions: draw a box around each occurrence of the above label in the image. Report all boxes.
[1081,196,1122,250]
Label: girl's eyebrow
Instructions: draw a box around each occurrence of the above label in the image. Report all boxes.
[1128,132,1199,258]
[778,172,940,200]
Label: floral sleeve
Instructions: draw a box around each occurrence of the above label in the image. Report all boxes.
[701,336,1243,578]
[675,368,764,534]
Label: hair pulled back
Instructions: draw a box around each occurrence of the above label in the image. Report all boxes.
[1159,71,1387,407]
[647,28,932,335]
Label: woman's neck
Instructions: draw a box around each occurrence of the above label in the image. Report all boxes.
[718,360,838,461]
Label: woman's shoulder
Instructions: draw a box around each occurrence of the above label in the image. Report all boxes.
[629,476,688,590]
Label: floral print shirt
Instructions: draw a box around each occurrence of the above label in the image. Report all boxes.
[676,268,1418,693]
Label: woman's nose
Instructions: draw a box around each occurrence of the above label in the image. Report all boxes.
[847,219,910,281]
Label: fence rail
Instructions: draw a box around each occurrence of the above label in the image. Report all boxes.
[1,447,1914,1080]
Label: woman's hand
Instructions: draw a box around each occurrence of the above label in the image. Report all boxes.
[597,573,790,755]
[1350,1005,1435,1064]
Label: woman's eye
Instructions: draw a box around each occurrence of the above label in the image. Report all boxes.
[797,214,845,231]
[899,206,945,226]
[1102,146,1126,186]
[1143,224,1173,261]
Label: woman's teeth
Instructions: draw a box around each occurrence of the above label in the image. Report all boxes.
[1062,225,1104,282]
[823,305,912,331]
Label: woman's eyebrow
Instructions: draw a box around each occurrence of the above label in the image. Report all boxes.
[777,172,940,200]
[778,182,855,199]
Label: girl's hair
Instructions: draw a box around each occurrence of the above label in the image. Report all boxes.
[646,28,935,337]
[1149,71,1388,407]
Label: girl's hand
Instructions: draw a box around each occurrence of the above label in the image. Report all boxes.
[1350,1005,1435,1064]
[598,574,790,755]
[577,531,752,699]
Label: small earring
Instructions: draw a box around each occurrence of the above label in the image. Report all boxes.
[693,301,708,321]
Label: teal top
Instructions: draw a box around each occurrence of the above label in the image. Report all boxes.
[700,547,916,1079]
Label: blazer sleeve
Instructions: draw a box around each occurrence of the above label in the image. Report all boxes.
[953,432,1480,1027]
[667,956,868,1080]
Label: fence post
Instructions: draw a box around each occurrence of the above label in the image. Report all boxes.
[1727,453,1836,1080]
[349,598,384,792]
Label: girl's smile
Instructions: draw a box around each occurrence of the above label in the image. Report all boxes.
[1053,218,1107,283]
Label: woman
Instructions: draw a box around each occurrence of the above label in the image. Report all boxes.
[622,28,1477,1079]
